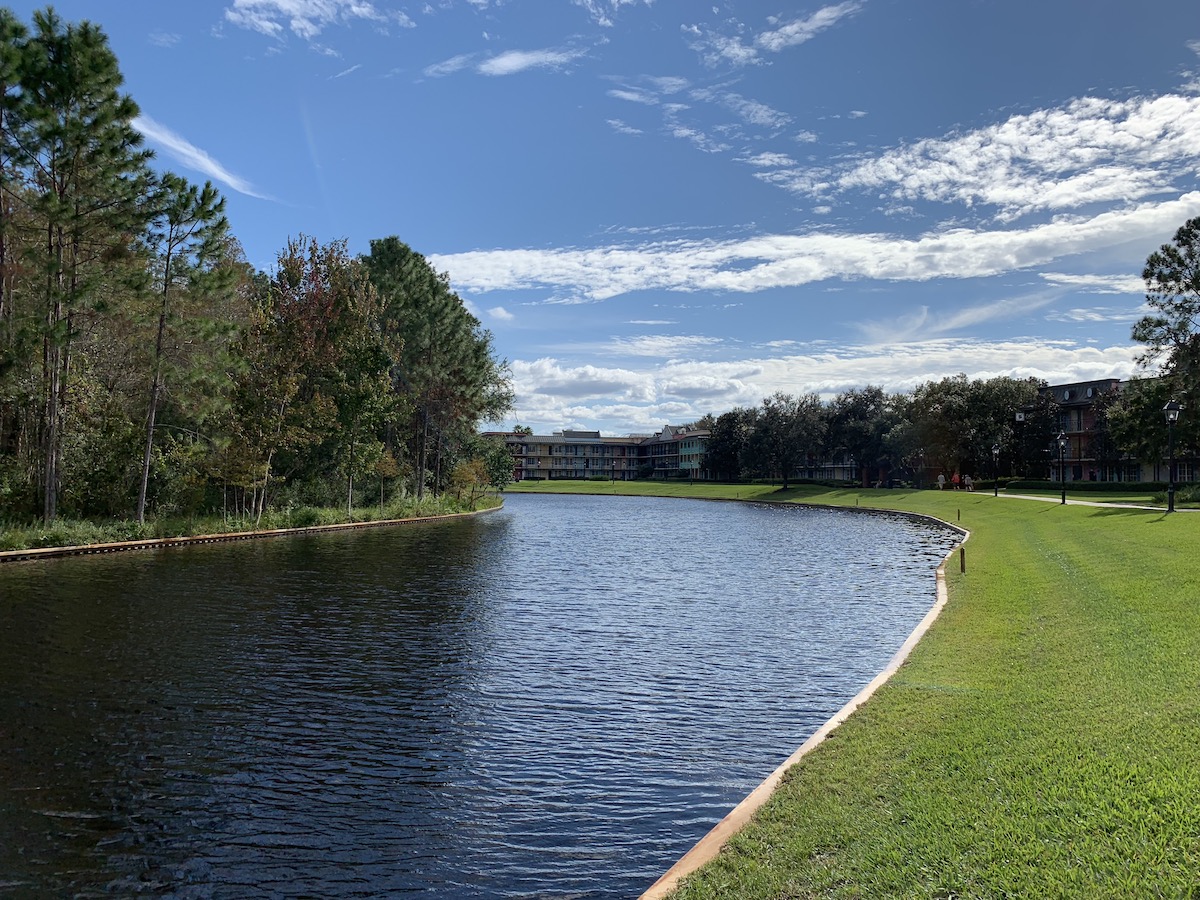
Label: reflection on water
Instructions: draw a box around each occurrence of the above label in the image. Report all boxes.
[0,494,958,897]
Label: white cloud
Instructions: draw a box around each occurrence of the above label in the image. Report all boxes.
[855,291,1059,344]
[608,119,643,135]
[825,94,1200,219]
[1046,307,1147,324]
[488,306,515,321]
[1039,273,1145,294]
[692,89,791,129]
[134,115,271,200]
[608,87,658,105]
[332,63,361,78]
[602,334,723,357]
[429,191,1200,301]
[572,0,649,27]
[756,2,863,53]
[478,48,587,76]
[685,2,861,68]
[741,151,798,167]
[424,54,474,77]
[501,338,1140,433]
[149,32,180,47]
[224,0,411,40]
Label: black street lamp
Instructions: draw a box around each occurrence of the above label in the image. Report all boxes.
[1057,432,1068,505]
[1163,399,1183,513]
[992,443,1000,497]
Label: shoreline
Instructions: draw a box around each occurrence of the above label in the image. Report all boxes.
[640,515,967,898]
[0,505,501,564]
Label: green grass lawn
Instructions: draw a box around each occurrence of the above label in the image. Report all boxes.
[512,480,1200,897]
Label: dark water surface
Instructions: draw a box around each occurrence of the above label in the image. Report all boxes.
[0,494,958,898]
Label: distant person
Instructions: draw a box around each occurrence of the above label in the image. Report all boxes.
[964,474,973,492]
[937,473,946,490]
[951,472,961,490]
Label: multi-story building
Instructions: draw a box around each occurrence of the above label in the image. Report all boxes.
[490,425,710,482]
[1039,377,1188,484]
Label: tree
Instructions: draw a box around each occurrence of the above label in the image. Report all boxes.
[2,8,154,521]
[476,434,515,491]
[1107,376,1172,473]
[747,392,824,490]
[702,407,755,482]
[1133,216,1200,392]
[362,237,513,498]
[135,173,232,523]
[828,386,897,486]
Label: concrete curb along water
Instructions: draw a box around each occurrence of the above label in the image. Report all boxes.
[0,504,502,564]
[640,512,969,900]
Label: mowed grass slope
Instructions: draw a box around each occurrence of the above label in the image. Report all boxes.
[510,482,1200,896]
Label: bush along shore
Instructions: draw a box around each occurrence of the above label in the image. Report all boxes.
[509,480,1200,896]
[0,494,500,554]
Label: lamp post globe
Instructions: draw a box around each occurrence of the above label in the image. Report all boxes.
[1163,400,1183,513]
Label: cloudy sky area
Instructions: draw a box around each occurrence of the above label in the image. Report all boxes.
[21,0,1200,433]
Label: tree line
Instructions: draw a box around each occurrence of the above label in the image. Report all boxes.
[699,214,1200,488]
[0,8,513,525]
[699,367,1194,490]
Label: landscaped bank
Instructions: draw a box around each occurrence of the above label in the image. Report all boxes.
[509,481,1200,896]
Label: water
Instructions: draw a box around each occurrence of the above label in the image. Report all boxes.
[0,493,959,897]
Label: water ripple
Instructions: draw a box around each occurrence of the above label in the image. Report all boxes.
[0,494,958,898]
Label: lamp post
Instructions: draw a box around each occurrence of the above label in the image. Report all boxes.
[992,443,1000,497]
[1056,432,1068,505]
[1163,399,1183,513]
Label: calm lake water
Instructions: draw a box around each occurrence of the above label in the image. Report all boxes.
[0,493,958,898]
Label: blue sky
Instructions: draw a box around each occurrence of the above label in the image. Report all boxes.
[16,1,1200,434]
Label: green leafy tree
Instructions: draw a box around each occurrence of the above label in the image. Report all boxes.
[701,406,755,482]
[1133,216,1200,391]
[828,386,898,485]
[362,237,513,498]
[2,8,153,521]
[747,392,824,489]
[10,10,153,520]
[135,173,232,523]
[476,434,515,491]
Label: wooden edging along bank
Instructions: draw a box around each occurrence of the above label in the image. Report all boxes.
[640,503,968,900]
[0,505,501,564]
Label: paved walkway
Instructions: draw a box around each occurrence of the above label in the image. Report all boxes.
[997,492,1189,511]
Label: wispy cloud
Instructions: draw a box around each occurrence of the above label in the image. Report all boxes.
[691,88,791,129]
[505,338,1139,432]
[603,334,723,357]
[331,63,361,79]
[488,306,515,322]
[424,53,475,78]
[572,0,652,27]
[1039,273,1146,294]
[478,48,587,76]
[429,191,1200,301]
[798,94,1200,220]
[855,292,1059,344]
[134,115,271,200]
[608,119,643,135]
[148,32,180,48]
[685,2,862,68]
[224,0,413,40]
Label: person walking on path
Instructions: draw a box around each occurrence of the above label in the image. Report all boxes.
[951,472,961,490]
[937,473,946,490]
[964,474,974,492]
